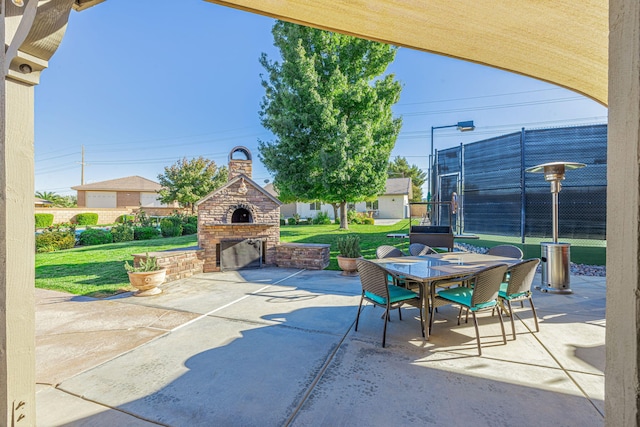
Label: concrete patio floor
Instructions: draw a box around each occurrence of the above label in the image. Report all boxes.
[36,267,605,426]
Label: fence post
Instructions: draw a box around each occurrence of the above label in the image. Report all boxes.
[520,127,526,244]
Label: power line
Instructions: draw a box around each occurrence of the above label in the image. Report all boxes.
[400,96,585,117]
[396,87,565,107]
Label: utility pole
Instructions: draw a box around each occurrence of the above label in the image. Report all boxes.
[77,145,88,185]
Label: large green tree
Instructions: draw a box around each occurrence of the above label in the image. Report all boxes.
[388,157,427,202]
[258,21,402,229]
[157,157,228,213]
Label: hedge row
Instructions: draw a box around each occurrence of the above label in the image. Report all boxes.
[35,214,199,252]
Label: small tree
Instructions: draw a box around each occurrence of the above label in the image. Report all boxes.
[157,157,228,213]
[388,157,427,202]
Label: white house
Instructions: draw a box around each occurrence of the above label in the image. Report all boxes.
[265,177,412,220]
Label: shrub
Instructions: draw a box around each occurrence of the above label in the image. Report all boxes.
[362,217,375,225]
[75,212,99,226]
[347,209,360,224]
[287,217,297,225]
[134,226,160,240]
[78,228,113,246]
[111,223,134,243]
[118,214,136,224]
[135,209,154,227]
[186,215,197,225]
[161,217,183,237]
[293,213,301,224]
[280,218,286,226]
[35,213,54,228]
[182,223,197,235]
[124,252,161,272]
[313,211,332,225]
[36,230,75,253]
[336,234,361,258]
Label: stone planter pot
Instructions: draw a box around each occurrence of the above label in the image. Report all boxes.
[337,255,362,276]
[127,268,167,297]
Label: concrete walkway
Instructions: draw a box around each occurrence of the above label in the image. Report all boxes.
[36,268,605,426]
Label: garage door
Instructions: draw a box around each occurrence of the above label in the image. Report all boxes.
[140,192,162,207]
[86,191,116,208]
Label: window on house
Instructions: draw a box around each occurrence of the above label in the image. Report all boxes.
[348,203,356,210]
[309,201,322,210]
[366,200,379,210]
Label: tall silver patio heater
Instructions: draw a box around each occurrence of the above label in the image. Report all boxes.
[525,162,586,293]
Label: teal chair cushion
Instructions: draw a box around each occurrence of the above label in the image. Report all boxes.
[365,285,418,305]
[498,282,529,300]
[437,286,496,311]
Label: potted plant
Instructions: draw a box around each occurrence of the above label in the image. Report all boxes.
[336,234,362,276]
[124,252,166,297]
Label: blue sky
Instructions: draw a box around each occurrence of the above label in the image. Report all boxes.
[34,0,607,196]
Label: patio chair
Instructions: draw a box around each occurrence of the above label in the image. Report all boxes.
[376,245,405,259]
[429,263,509,355]
[375,245,420,289]
[355,259,423,347]
[409,243,437,256]
[496,258,541,339]
[486,244,523,259]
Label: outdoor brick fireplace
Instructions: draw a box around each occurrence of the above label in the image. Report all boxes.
[197,147,282,272]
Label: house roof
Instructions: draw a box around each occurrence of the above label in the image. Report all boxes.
[34,197,52,205]
[384,177,412,197]
[71,176,162,192]
[212,1,607,106]
[263,183,278,197]
[196,174,282,207]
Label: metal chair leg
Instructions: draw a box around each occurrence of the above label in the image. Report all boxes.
[529,297,540,332]
[355,296,364,331]
[472,311,482,356]
[497,305,507,344]
[507,300,516,340]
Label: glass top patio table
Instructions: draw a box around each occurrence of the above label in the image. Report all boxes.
[373,253,518,340]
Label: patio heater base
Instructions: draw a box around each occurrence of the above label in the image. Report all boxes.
[537,242,572,294]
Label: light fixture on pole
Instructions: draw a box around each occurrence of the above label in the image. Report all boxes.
[429,120,475,200]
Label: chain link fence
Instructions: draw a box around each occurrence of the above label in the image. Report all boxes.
[434,124,607,244]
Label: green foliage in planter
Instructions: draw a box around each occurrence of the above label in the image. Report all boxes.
[75,212,99,226]
[124,252,161,272]
[182,223,197,235]
[36,230,75,253]
[111,223,134,243]
[336,234,361,258]
[160,217,183,237]
[35,213,54,228]
[133,226,160,240]
[78,228,113,246]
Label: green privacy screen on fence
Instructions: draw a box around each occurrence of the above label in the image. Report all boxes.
[434,124,607,241]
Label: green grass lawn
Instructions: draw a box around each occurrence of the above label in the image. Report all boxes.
[35,235,198,298]
[280,222,413,270]
[36,221,605,298]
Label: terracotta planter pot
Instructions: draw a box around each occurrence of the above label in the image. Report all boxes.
[127,268,167,297]
[337,255,362,276]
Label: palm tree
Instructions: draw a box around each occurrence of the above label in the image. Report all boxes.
[35,191,60,204]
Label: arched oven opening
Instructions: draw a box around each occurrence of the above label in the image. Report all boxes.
[231,208,252,223]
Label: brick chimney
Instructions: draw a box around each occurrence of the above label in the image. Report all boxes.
[228,146,252,180]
